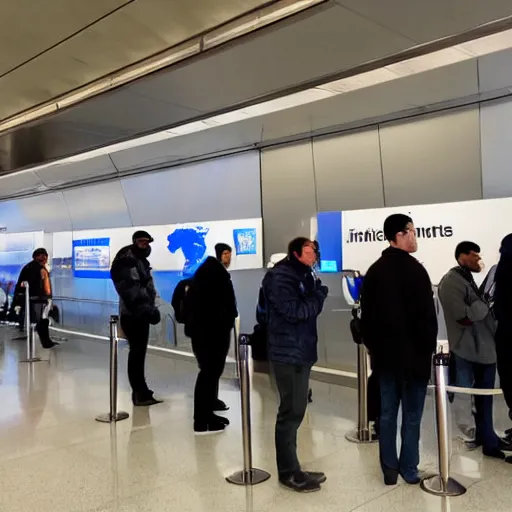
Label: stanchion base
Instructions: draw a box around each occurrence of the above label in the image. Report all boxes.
[226,468,271,486]
[19,357,43,363]
[345,428,379,444]
[420,475,466,497]
[95,411,130,423]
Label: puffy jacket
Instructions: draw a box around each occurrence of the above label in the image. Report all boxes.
[263,257,328,366]
[361,247,437,381]
[110,245,158,321]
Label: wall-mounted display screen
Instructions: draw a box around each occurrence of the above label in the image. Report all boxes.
[72,238,111,278]
[315,197,512,284]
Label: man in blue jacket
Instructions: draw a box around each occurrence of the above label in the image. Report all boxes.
[263,237,329,492]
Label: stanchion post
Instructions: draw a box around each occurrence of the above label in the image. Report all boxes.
[96,315,129,423]
[233,323,240,378]
[421,351,466,497]
[226,334,271,486]
[20,283,42,364]
[345,343,377,443]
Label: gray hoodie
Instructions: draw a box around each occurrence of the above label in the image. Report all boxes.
[438,267,496,365]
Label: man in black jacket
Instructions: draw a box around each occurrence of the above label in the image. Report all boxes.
[188,242,238,435]
[361,214,437,486]
[264,237,329,493]
[111,231,161,407]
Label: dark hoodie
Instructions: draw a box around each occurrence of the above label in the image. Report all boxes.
[360,247,438,380]
[188,256,238,336]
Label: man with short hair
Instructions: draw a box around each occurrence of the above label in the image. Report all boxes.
[111,231,162,407]
[14,248,57,348]
[188,242,238,435]
[361,214,437,486]
[264,237,329,493]
[438,241,510,459]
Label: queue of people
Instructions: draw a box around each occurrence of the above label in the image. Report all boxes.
[12,224,507,494]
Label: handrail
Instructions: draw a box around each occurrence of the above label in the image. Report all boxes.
[52,296,119,306]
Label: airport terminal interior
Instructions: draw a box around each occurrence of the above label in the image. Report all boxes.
[5,1,512,510]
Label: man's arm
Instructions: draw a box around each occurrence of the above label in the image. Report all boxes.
[438,275,488,325]
[268,271,327,324]
[40,268,52,296]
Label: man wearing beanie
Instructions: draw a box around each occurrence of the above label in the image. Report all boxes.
[188,242,238,435]
[111,231,162,406]
[263,237,329,492]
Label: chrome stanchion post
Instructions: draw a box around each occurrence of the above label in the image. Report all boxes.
[20,283,42,364]
[96,315,129,423]
[233,323,240,378]
[345,343,377,443]
[421,351,466,497]
[226,334,271,486]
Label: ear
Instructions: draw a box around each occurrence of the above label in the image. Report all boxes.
[293,251,300,259]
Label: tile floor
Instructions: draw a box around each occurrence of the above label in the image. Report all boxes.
[1,325,512,512]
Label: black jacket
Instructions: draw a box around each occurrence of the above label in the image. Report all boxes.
[13,260,48,307]
[360,247,437,380]
[110,245,158,321]
[264,257,328,366]
[188,256,238,335]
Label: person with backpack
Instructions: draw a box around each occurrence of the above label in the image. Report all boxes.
[438,241,511,460]
[110,231,162,407]
[186,243,238,435]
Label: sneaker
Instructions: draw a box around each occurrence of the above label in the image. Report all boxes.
[303,471,326,484]
[498,438,512,451]
[400,471,421,485]
[279,472,321,493]
[213,399,229,412]
[194,420,226,436]
[212,414,230,426]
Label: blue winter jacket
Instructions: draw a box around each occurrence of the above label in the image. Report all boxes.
[263,257,328,366]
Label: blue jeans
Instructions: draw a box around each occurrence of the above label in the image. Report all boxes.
[379,372,428,478]
[452,354,499,451]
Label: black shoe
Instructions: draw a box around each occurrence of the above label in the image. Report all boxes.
[498,438,512,451]
[43,341,59,349]
[400,471,421,485]
[213,399,229,412]
[194,420,226,436]
[279,472,321,493]
[133,396,163,407]
[212,414,230,426]
[303,471,326,484]
[483,448,505,460]
[383,469,399,486]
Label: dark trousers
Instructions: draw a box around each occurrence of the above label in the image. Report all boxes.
[32,302,53,348]
[192,330,231,423]
[496,327,512,413]
[453,354,500,450]
[121,315,151,398]
[379,372,428,477]
[273,362,311,476]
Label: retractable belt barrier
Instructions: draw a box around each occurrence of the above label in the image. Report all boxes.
[226,334,271,486]
[95,316,129,424]
[19,283,43,364]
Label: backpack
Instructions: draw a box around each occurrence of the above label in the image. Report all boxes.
[171,278,193,324]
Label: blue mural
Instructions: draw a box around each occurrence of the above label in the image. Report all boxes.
[166,226,210,276]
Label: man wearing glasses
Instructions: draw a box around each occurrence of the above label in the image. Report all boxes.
[360,214,437,486]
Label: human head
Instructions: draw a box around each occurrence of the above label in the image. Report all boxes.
[132,230,154,256]
[455,241,482,272]
[288,237,316,267]
[32,248,48,265]
[383,214,417,253]
[215,243,232,268]
[500,234,512,257]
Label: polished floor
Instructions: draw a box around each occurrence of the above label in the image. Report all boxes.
[1,326,512,512]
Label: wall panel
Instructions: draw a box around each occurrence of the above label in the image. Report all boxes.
[313,128,385,211]
[480,97,512,198]
[261,142,317,259]
[121,152,261,226]
[379,107,482,206]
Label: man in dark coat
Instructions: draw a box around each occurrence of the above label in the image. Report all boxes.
[111,231,161,407]
[188,243,238,435]
[264,237,329,493]
[361,214,437,486]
